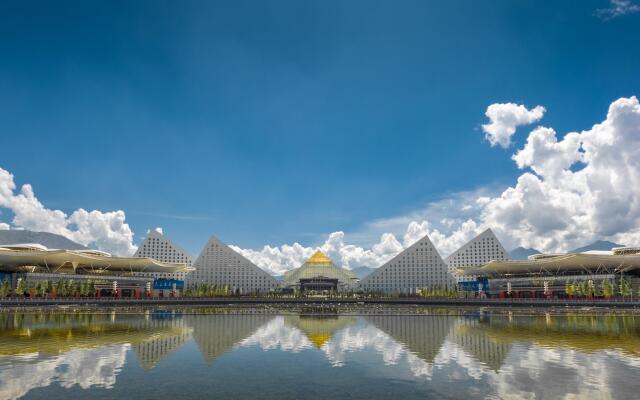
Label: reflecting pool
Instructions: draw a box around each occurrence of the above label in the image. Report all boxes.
[1,310,639,399]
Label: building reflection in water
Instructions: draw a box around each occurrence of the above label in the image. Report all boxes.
[449,317,513,372]
[0,311,639,399]
[0,311,194,399]
[131,312,193,369]
[185,314,274,363]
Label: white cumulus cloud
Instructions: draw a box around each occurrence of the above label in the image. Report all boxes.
[232,218,484,276]
[231,230,407,276]
[235,96,640,274]
[482,103,545,148]
[5,96,638,272]
[0,167,137,255]
[482,96,640,252]
[512,127,583,178]
[595,0,640,20]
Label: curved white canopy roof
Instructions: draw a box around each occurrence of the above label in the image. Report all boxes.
[457,252,640,277]
[0,244,194,275]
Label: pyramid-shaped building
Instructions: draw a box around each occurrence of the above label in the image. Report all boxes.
[359,234,454,294]
[444,228,510,283]
[282,250,358,293]
[134,229,193,281]
[186,236,278,294]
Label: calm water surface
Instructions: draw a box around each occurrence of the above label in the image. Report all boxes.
[1,309,639,399]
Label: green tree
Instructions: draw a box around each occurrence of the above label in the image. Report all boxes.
[565,282,574,297]
[57,281,67,297]
[15,279,26,297]
[36,281,47,297]
[68,280,77,297]
[579,281,589,298]
[619,277,632,299]
[0,279,11,298]
[602,278,614,298]
[570,282,578,297]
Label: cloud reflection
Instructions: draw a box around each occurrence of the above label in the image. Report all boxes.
[0,344,128,399]
[1,312,639,399]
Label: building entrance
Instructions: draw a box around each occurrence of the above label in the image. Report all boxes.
[299,278,338,293]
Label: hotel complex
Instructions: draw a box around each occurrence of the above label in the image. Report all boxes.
[185,236,279,294]
[359,234,454,293]
[133,229,194,296]
[445,228,510,284]
[282,250,358,293]
[134,229,194,281]
[458,247,640,298]
[0,243,192,298]
[1,226,640,298]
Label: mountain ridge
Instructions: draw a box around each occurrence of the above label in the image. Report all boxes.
[351,266,375,280]
[509,247,540,260]
[570,240,624,253]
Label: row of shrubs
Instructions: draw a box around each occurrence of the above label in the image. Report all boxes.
[182,283,233,297]
[2,278,637,300]
[564,277,637,298]
[0,279,101,298]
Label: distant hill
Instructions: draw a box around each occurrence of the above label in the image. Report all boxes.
[571,240,624,253]
[508,240,626,259]
[0,230,87,250]
[352,266,375,280]
[509,247,540,260]
[273,275,284,282]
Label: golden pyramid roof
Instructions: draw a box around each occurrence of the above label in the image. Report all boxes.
[308,333,332,348]
[306,250,332,264]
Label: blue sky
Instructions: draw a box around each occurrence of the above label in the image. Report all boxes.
[1,1,640,264]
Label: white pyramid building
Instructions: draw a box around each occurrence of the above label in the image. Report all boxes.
[359,234,455,294]
[134,228,193,281]
[444,228,510,283]
[186,236,278,293]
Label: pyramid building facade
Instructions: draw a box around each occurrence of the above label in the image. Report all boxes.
[359,234,454,294]
[444,228,510,283]
[282,250,358,293]
[134,229,193,281]
[186,236,278,293]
